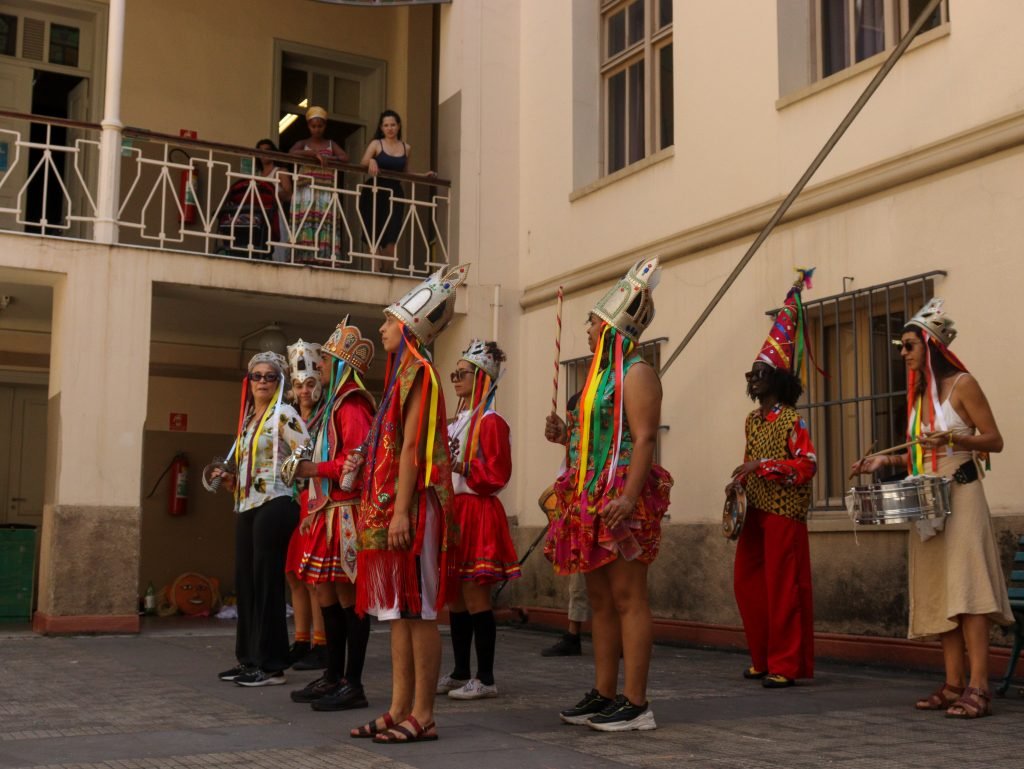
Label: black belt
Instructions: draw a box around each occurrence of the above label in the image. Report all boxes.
[952,459,979,485]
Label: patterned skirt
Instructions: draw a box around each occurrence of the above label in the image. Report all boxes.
[296,498,359,585]
[453,494,521,584]
[545,463,673,575]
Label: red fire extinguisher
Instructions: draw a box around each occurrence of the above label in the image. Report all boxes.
[168,454,189,516]
[178,165,198,225]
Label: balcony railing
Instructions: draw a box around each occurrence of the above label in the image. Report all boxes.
[0,111,451,277]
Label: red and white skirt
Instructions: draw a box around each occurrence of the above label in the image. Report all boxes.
[453,493,521,584]
[297,499,359,584]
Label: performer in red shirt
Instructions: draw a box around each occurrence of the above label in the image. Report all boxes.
[730,269,818,689]
[437,340,520,700]
[288,320,376,711]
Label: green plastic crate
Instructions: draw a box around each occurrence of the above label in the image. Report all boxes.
[0,525,37,621]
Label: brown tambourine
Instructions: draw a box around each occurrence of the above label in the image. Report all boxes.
[537,485,560,523]
[722,483,746,541]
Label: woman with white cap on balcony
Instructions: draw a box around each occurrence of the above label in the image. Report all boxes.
[289,106,349,264]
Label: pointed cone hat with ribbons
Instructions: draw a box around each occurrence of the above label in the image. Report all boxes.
[756,267,815,377]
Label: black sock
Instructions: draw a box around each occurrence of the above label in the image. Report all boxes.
[449,610,473,680]
[320,602,347,683]
[471,610,497,686]
[343,605,370,688]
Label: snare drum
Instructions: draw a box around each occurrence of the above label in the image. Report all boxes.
[722,484,746,540]
[846,476,952,526]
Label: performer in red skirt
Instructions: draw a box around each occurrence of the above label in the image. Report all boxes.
[730,269,818,689]
[437,340,520,700]
[345,264,469,744]
[284,339,328,670]
[288,320,376,711]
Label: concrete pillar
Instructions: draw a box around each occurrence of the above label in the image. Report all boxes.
[34,253,151,633]
[94,0,125,245]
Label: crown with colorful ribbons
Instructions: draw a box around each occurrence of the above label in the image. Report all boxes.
[755,268,815,376]
[592,256,661,342]
[460,339,501,380]
[384,263,471,346]
[907,297,958,349]
[322,319,374,376]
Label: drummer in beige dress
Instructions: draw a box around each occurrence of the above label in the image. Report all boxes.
[851,298,1013,719]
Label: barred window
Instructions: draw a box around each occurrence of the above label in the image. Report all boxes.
[561,336,667,463]
[794,272,944,510]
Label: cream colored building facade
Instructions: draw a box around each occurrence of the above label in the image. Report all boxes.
[0,0,1021,643]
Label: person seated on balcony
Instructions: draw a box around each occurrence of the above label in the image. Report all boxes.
[357,110,435,273]
[289,106,349,265]
[255,139,293,263]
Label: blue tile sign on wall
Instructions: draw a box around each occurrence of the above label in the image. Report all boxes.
[0,142,8,172]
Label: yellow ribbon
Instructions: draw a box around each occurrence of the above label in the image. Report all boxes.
[576,327,608,495]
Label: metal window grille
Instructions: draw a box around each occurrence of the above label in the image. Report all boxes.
[561,336,667,463]
[791,271,944,510]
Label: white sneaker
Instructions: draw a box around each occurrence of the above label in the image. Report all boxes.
[448,678,499,700]
[436,674,470,694]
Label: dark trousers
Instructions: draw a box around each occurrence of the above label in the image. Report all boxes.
[234,495,299,672]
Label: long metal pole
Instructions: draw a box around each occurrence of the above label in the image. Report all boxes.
[660,0,943,377]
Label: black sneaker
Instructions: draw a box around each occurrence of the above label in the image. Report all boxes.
[288,641,311,667]
[290,675,343,703]
[235,669,286,687]
[587,694,656,732]
[541,633,582,657]
[310,682,369,711]
[559,689,613,725]
[292,645,328,671]
[218,664,254,682]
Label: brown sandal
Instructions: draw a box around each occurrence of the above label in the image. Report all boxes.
[914,682,964,710]
[373,714,438,744]
[945,687,992,719]
[350,712,395,738]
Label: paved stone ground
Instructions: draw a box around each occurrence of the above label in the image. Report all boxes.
[0,619,1022,769]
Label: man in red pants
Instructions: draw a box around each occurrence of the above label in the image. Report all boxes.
[730,270,818,689]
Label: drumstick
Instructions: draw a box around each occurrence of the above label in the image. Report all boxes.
[848,441,878,480]
[551,286,564,413]
[865,431,950,458]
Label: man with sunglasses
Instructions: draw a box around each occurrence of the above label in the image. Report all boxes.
[729,271,818,690]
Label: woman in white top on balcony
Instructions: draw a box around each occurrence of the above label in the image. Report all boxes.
[289,106,349,265]
[255,139,293,263]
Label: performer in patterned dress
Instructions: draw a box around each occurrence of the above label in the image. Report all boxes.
[437,340,520,701]
[283,339,328,670]
[344,264,470,744]
[731,269,818,689]
[544,257,672,732]
[288,321,377,711]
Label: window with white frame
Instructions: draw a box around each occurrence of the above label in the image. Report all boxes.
[793,272,943,511]
[817,0,948,79]
[600,0,673,175]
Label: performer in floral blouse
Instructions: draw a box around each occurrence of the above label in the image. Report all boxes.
[544,257,672,733]
[215,351,310,688]
[730,269,818,690]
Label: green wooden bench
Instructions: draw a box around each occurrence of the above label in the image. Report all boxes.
[996,534,1024,696]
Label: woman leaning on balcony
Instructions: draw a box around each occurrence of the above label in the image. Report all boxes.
[851,298,1013,719]
[289,106,349,265]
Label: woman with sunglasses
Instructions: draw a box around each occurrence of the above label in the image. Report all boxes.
[730,271,817,691]
[543,258,671,732]
[436,341,519,701]
[215,351,311,688]
[851,299,1012,718]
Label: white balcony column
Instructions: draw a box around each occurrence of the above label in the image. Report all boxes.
[94,0,126,245]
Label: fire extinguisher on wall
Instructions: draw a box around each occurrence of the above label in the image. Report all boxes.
[178,164,198,225]
[167,454,189,516]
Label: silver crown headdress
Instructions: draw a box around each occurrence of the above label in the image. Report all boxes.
[247,350,287,375]
[286,339,323,401]
[592,256,661,342]
[384,263,471,346]
[907,297,957,348]
[461,339,501,380]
